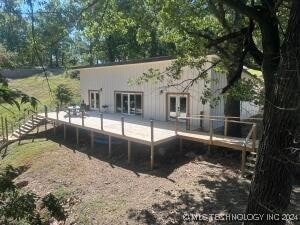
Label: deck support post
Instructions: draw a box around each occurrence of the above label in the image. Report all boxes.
[150,120,154,170]
[81,110,84,126]
[63,124,66,141]
[150,144,154,170]
[127,141,131,164]
[121,116,124,135]
[209,119,213,144]
[100,113,103,130]
[224,117,228,136]
[175,117,178,135]
[44,105,48,118]
[179,138,183,153]
[44,120,48,140]
[241,148,246,176]
[108,136,112,157]
[252,124,257,152]
[90,131,94,149]
[76,127,79,146]
[186,113,190,131]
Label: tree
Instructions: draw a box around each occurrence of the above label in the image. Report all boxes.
[54,84,73,108]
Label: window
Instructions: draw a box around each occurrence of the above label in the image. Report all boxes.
[115,92,142,115]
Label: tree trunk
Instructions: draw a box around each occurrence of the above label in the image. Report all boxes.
[245,1,300,224]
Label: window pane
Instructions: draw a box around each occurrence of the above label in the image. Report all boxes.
[180,97,187,113]
[130,94,135,114]
[96,93,100,108]
[122,94,128,113]
[135,95,142,115]
[116,93,121,113]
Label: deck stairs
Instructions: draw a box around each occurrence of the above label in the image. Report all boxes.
[11,115,45,140]
[243,152,257,179]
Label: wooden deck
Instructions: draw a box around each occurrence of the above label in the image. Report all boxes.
[42,111,259,170]
[45,111,258,151]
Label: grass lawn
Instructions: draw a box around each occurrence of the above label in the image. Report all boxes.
[0,72,80,135]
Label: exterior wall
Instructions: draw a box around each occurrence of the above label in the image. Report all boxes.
[210,70,262,128]
[79,59,212,130]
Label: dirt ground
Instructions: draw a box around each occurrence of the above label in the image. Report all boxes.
[4,127,299,225]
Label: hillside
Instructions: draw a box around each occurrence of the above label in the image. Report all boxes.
[0,72,80,126]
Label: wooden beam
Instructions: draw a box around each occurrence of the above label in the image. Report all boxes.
[63,124,66,141]
[224,117,228,136]
[150,144,154,170]
[175,117,178,135]
[209,119,213,144]
[81,110,84,126]
[44,120,48,140]
[252,124,257,152]
[121,116,124,135]
[241,148,246,176]
[100,113,103,130]
[127,141,131,164]
[108,135,112,157]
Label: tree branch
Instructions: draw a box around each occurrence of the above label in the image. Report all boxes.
[218,0,261,21]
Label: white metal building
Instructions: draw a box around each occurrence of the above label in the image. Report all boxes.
[78,56,261,130]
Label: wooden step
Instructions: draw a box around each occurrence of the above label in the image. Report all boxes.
[247,156,257,162]
[246,162,256,168]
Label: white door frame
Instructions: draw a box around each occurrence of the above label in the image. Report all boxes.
[89,90,100,110]
[167,93,189,120]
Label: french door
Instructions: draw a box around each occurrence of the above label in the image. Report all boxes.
[116,92,142,115]
[168,94,188,119]
[90,91,100,110]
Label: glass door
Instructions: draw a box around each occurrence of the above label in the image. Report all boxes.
[90,91,100,110]
[116,93,142,115]
[168,95,188,119]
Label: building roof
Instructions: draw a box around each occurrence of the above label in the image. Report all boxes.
[72,56,172,69]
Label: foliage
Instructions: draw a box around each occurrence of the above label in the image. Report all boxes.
[0,165,66,225]
[54,84,73,108]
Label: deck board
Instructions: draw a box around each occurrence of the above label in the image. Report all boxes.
[45,111,258,151]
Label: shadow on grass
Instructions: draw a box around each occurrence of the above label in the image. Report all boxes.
[14,125,241,180]
[127,173,250,225]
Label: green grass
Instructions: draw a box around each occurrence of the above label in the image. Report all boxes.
[0,139,56,170]
[0,72,80,135]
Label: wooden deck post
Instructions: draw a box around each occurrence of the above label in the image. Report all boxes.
[90,131,94,149]
[186,112,190,131]
[175,117,178,135]
[121,116,124,135]
[108,136,112,157]
[100,113,103,130]
[44,105,48,118]
[241,148,246,176]
[252,124,257,152]
[209,119,213,144]
[1,117,4,140]
[68,109,71,123]
[76,127,79,146]
[44,120,48,140]
[127,141,131,164]
[150,120,154,170]
[81,110,84,126]
[150,144,154,170]
[5,118,8,140]
[63,124,66,141]
[224,117,228,136]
